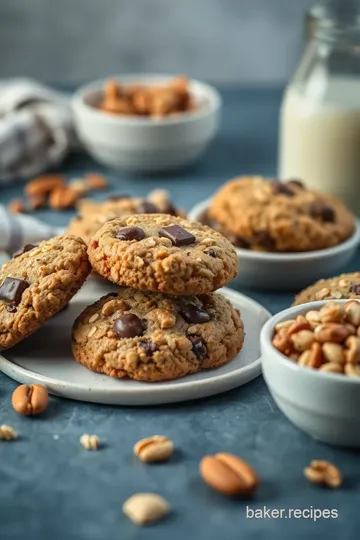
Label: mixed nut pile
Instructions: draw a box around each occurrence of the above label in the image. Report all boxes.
[1,383,344,526]
[96,76,197,118]
[272,300,360,377]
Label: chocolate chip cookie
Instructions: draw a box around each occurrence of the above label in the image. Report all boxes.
[0,235,90,349]
[66,190,184,245]
[293,272,360,306]
[72,288,244,381]
[87,214,238,295]
[208,176,355,252]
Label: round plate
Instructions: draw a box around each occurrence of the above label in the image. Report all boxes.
[0,280,270,406]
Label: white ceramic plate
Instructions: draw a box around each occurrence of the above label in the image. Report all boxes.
[0,279,270,406]
[188,198,360,291]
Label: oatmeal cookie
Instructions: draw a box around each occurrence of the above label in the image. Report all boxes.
[293,272,360,305]
[0,236,90,349]
[72,288,244,381]
[208,176,355,252]
[87,214,238,295]
[66,190,185,245]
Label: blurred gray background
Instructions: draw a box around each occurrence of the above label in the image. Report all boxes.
[0,0,315,85]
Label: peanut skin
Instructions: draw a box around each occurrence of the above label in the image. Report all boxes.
[12,384,48,416]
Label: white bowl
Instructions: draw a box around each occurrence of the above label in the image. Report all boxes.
[72,74,222,174]
[188,198,360,291]
[261,300,360,447]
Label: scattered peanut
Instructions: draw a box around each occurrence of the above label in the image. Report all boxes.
[80,434,100,450]
[200,453,259,496]
[12,384,49,416]
[134,435,174,463]
[0,425,17,440]
[123,493,170,525]
[304,460,342,488]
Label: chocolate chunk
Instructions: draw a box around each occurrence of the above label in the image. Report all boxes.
[207,248,217,258]
[179,304,210,324]
[270,180,295,197]
[6,305,17,313]
[349,283,360,295]
[115,226,145,241]
[287,179,304,189]
[113,314,144,338]
[0,277,29,305]
[187,334,208,362]
[231,235,250,249]
[159,225,195,246]
[255,231,276,250]
[107,194,130,201]
[139,339,159,356]
[13,244,37,258]
[137,201,158,214]
[309,201,335,223]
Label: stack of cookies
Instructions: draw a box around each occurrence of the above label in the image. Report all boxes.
[71,213,245,382]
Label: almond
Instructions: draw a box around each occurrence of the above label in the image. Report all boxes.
[49,186,80,210]
[25,175,65,198]
[200,453,259,496]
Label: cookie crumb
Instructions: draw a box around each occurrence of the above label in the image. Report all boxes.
[0,425,17,440]
[80,433,100,450]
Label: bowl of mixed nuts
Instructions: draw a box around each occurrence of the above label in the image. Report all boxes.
[72,74,221,174]
[261,299,360,447]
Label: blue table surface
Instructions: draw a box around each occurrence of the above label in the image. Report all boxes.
[1,87,360,540]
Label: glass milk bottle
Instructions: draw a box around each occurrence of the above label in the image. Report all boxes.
[279,1,360,214]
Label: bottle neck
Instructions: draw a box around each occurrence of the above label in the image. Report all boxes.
[315,1,360,45]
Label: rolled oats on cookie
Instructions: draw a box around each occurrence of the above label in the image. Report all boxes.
[87,214,238,295]
[66,190,185,245]
[293,272,360,306]
[0,235,90,349]
[207,176,355,252]
[71,288,244,382]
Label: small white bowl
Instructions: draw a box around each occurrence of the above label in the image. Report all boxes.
[72,74,221,174]
[261,300,360,447]
[188,198,360,291]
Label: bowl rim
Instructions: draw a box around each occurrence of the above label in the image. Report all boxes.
[260,299,360,385]
[72,73,222,127]
[188,197,360,261]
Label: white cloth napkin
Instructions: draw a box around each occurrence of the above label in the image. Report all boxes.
[0,205,60,257]
[0,78,76,182]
